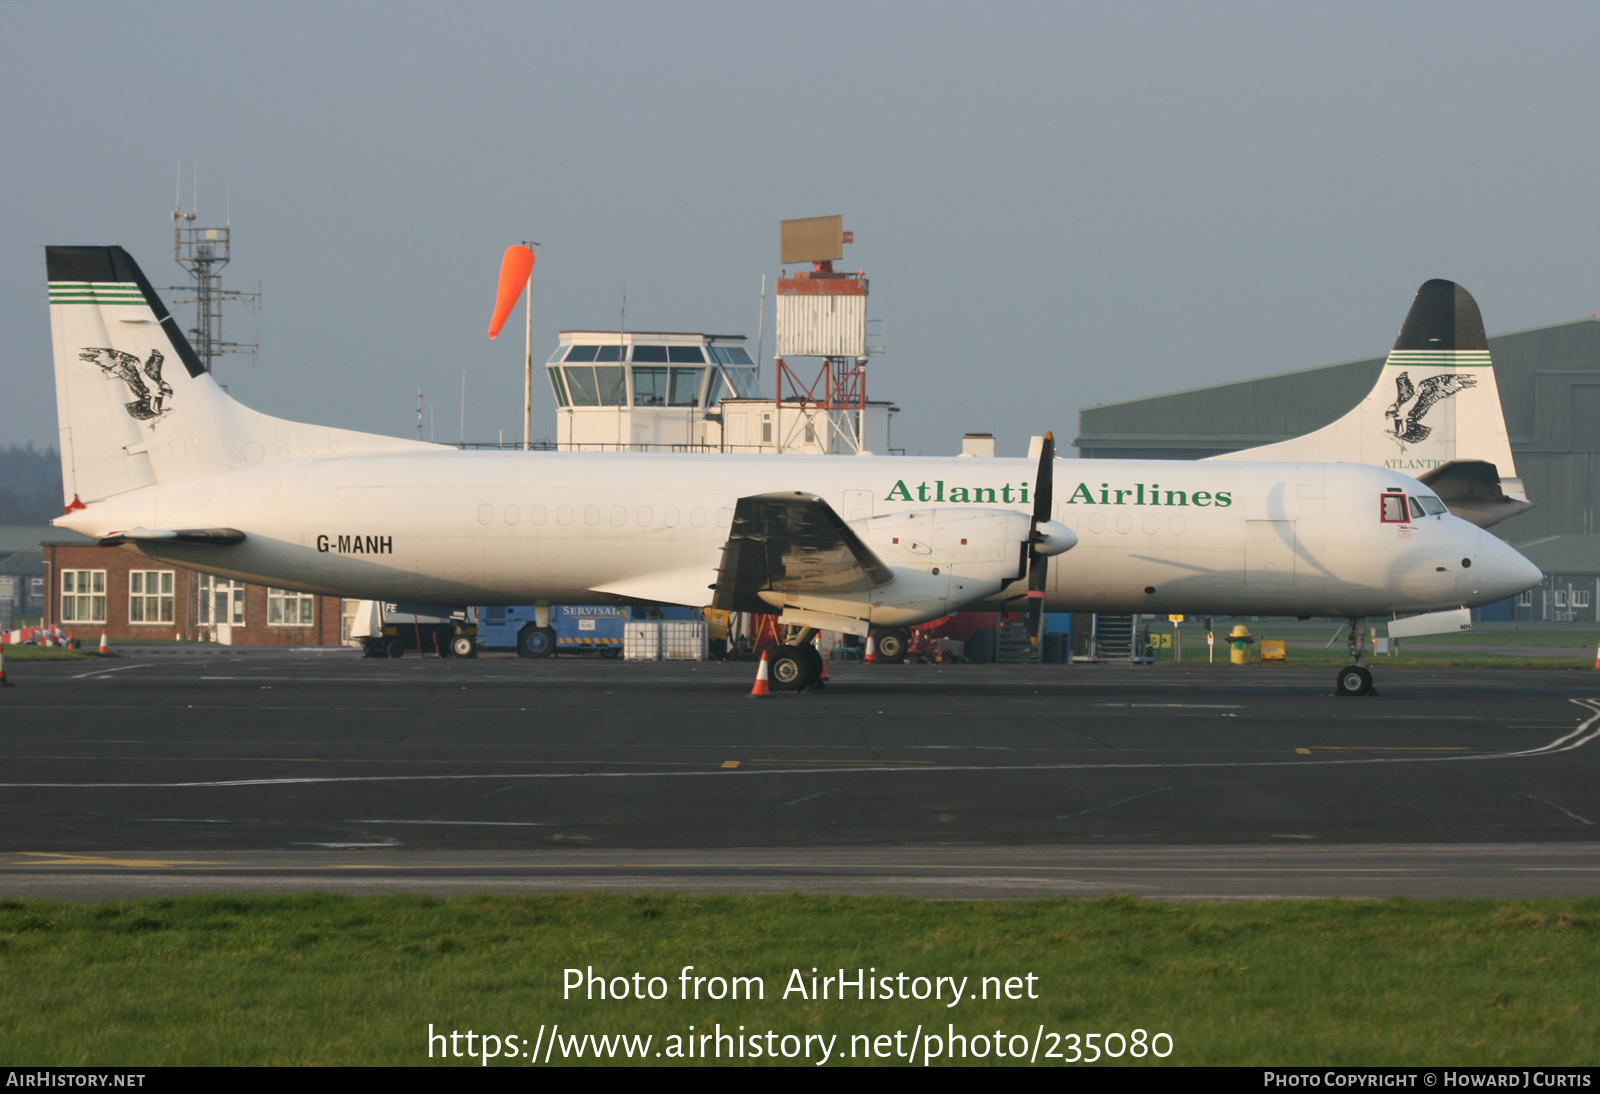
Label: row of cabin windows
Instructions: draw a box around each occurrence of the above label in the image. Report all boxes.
[474,503,733,530]
[548,363,760,409]
[57,570,314,626]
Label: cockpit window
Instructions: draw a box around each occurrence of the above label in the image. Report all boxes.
[1380,493,1409,523]
[1407,497,1426,520]
[1418,496,1448,516]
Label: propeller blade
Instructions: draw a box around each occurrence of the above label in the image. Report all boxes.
[1026,431,1055,640]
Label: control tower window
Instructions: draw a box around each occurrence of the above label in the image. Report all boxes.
[724,347,754,365]
[725,367,760,398]
[633,367,667,406]
[547,366,570,407]
[668,346,706,363]
[595,366,625,405]
[669,367,704,407]
[565,345,599,362]
[706,370,736,407]
[632,346,669,363]
[595,345,623,362]
[564,367,600,406]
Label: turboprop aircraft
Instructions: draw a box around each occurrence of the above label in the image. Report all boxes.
[44,246,1541,695]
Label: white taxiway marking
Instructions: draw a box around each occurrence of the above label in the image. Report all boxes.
[69,663,151,680]
[4,700,1598,791]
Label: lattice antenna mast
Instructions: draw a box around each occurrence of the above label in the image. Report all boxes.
[168,163,260,375]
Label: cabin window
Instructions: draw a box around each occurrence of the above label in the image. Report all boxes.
[632,345,669,363]
[1380,493,1409,523]
[633,367,667,407]
[669,367,703,407]
[1418,496,1448,516]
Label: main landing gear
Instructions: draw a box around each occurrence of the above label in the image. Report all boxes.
[1335,616,1374,697]
[766,626,824,692]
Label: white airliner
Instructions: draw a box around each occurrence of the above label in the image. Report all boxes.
[45,246,1540,695]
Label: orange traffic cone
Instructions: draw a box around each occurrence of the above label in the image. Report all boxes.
[0,645,11,687]
[749,650,771,697]
[1593,636,1599,670]
[864,634,877,664]
[816,651,830,685]
[98,631,110,656]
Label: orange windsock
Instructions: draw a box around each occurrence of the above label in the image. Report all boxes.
[487,245,536,339]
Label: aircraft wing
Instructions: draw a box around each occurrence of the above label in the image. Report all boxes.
[712,491,894,614]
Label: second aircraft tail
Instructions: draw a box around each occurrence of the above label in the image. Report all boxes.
[1209,279,1531,527]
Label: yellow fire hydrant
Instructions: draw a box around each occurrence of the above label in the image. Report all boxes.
[1228,624,1254,665]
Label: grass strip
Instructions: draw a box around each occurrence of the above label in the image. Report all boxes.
[1,892,1598,1066]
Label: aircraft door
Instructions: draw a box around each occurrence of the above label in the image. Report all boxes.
[1245,520,1297,585]
[843,489,873,522]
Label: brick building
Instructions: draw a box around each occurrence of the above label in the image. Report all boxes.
[41,542,346,646]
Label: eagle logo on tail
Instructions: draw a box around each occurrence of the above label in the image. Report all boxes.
[79,348,173,422]
[1383,371,1475,445]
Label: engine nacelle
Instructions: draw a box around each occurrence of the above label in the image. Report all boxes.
[757,507,1077,633]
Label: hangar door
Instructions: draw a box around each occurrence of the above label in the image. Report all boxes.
[1245,520,1296,585]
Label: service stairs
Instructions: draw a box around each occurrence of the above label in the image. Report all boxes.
[1092,613,1135,659]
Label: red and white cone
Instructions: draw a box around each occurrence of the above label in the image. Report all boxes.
[98,631,110,656]
[749,650,772,697]
[0,645,11,687]
[864,634,877,664]
[1593,637,1599,670]
[817,654,830,684]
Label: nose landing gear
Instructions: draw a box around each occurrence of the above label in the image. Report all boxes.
[1335,616,1375,696]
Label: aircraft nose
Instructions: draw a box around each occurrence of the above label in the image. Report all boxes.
[1473,532,1543,600]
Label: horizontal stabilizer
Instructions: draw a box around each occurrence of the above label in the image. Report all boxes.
[98,527,245,546]
[1416,460,1533,528]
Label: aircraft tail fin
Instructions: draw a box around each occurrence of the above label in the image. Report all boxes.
[1209,279,1530,527]
[47,245,436,509]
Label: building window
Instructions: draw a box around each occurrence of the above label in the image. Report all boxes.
[129,570,175,624]
[1516,591,1534,607]
[1554,591,1569,608]
[197,575,246,626]
[1576,591,1592,609]
[268,588,316,626]
[61,570,106,623]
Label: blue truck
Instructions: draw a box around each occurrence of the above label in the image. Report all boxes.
[476,604,698,658]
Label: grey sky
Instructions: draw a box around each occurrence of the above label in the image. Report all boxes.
[4,2,1598,459]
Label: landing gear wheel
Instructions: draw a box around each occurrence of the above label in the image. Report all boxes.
[1335,665,1373,696]
[384,639,404,659]
[450,635,477,659]
[767,644,821,692]
[517,624,557,659]
[873,629,908,664]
